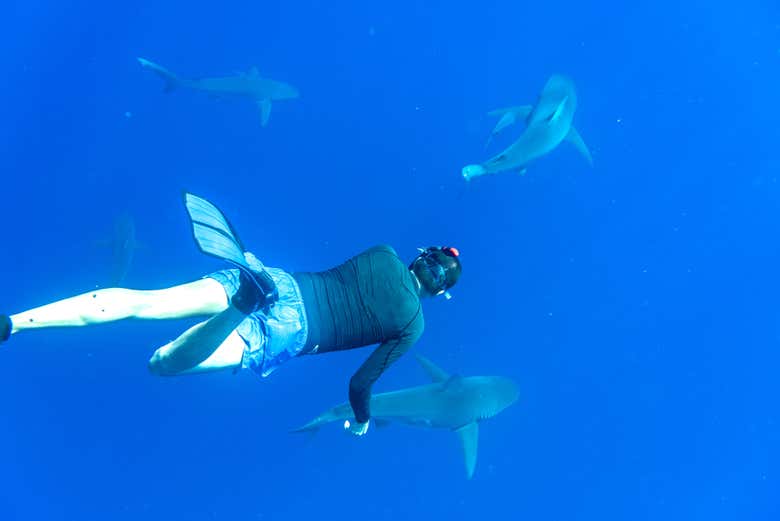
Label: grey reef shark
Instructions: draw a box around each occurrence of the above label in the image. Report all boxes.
[109,212,137,286]
[293,354,519,479]
[463,74,592,180]
[137,57,299,126]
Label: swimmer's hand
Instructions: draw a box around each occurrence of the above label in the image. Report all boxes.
[344,419,370,437]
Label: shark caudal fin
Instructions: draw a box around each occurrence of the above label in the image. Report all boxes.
[291,402,353,434]
[290,418,324,434]
[137,57,181,93]
[456,422,480,479]
[566,126,593,166]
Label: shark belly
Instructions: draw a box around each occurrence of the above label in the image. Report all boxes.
[489,122,573,174]
[370,388,479,429]
[482,132,543,174]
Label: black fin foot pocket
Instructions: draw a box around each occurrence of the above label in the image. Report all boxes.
[231,269,279,315]
[0,315,12,342]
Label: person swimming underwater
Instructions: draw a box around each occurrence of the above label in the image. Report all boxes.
[0,193,462,436]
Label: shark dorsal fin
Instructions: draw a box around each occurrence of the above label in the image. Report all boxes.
[248,66,260,77]
[440,375,464,393]
[415,354,451,382]
[455,422,479,479]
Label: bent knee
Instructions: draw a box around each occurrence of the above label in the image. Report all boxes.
[148,350,178,376]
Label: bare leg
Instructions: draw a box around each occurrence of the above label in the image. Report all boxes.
[150,328,247,375]
[9,278,229,335]
[147,305,248,375]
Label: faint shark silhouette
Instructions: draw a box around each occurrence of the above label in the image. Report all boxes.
[463,74,592,180]
[293,355,519,479]
[137,57,299,126]
[109,212,137,286]
[94,212,138,286]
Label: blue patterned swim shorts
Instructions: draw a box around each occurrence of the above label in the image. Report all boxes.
[206,256,309,377]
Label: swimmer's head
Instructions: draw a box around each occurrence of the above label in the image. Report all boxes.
[410,246,462,298]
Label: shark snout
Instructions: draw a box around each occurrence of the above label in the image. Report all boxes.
[485,377,520,416]
[278,84,300,100]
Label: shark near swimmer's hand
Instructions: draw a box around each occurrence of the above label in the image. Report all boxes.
[462,74,593,181]
[293,354,519,479]
[137,57,299,126]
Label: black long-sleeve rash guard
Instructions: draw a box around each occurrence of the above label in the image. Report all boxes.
[293,245,424,424]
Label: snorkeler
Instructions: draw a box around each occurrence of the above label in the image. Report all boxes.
[0,193,461,437]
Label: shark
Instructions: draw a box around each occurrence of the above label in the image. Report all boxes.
[463,74,592,180]
[94,212,139,286]
[137,57,299,126]
[109,212,137,286]
[293,354,519,479]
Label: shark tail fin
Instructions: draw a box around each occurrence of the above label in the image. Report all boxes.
[290,421,321,434]
[137,57,181,93]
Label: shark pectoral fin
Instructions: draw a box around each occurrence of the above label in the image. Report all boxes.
[485,113,516,149]
[566,126,593,166]
[415,354,451,382]
[456,422,479,479]
[485,105,533,148]
[257,99,272,126]
[487,105,533,120]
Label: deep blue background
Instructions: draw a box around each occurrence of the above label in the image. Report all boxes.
[1,1,779,519]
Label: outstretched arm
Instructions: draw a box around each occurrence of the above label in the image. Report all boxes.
[348,334,416,426]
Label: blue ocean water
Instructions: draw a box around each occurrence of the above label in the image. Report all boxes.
[1,1,778,519]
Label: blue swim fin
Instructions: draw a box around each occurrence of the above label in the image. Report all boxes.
[183,192,248,269]
[183,192,279,311]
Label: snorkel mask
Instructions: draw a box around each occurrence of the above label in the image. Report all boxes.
[412,246,461,299]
